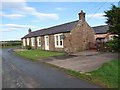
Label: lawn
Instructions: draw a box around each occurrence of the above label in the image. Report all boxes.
[15,49,64,60]
[0,45,21,48]
[66,59,118,88]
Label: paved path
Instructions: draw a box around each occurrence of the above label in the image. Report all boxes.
[2,48,99,88]
[46,51,118,72]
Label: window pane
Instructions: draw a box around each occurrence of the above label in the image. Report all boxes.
[38,37,41,46]
[55,34,63,47]
[27,38,29,45]
[32,38,35,46]
[60,35,62,40]
[56,36,58,41]
[33,38,35,45]
[57,41,59,45]
[60,41,63,46]
[39,41,41,45]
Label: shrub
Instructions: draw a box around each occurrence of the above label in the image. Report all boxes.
[107,38,120,52]
[26,45,32,50]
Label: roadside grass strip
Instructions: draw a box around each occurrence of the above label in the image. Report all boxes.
[66,60,118,88]
[15,49,64,60]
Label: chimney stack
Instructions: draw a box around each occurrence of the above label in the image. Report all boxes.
[28,28,32,33]
[78,10,85,21]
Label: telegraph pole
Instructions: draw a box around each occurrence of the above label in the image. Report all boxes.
[118,1,120,7]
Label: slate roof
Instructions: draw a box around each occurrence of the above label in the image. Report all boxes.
[92,25,109,34]
[22,20,109,39]
[22,20,79,39]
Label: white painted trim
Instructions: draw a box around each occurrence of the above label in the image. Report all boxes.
[44,35,49,50]
[23,39,26,46]
[37,36,41,47]
[27,38,29,45]
[54,33,63,48]
[31,37,35,46]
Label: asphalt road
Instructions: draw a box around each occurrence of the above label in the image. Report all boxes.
[2,48,99,88]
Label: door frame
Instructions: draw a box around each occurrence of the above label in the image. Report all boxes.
[44,35,49,50]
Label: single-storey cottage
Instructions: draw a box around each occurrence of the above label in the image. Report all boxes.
[21,10,95,53]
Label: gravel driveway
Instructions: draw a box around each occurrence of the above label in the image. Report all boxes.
[45,51,118,72]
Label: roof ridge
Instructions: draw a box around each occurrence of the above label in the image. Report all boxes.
[92,24,108,28]
[31,20,79,33]
[21,20,79,39]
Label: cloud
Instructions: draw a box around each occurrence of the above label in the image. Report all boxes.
[1,0,59,20]
[1,13,26,19]
[21,6,36,13]
[33,12,59,20]
[1,0,26,10]
[2,24,36,28]
[23,7,59,20]
[86,13,106,19]
[0,28,19,32]
[55,7,66,11]
[0,23,36,32]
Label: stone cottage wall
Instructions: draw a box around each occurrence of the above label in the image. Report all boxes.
[64,21,95,53]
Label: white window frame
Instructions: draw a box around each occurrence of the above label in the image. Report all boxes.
[31,37,35,46]
[27,38,29,45]
[23,39,26,46]
[54,33,63,48]
[37,36,41,47]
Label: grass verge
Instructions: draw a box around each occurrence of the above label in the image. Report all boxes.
[15,49,64,60]
[66,59,118,88]
[0,45,21,48]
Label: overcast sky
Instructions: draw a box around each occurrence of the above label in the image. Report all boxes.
[0,0,119,41]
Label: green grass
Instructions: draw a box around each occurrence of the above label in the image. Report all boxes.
[66,60,118,88]
[15,49,64,60]
[0,45,21,48]
[89,60,118,88]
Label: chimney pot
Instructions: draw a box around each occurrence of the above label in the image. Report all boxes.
[78,10,85,21]
[28,28,32,33]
